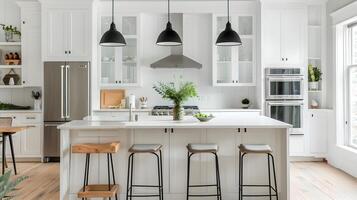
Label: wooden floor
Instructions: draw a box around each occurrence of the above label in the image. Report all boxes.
[5,161,357,199]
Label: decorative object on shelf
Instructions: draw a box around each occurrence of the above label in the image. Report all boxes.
[241,98,250,109]
[4,52,21,65]
[194,113,215,122]
[2,69,20,85]
[139,96,148,109]
[0,24,21,42]
[153,81,198,120]
[156,0,182,46]
[100,89,125,109]
[99,0,126,47]
[32,90,42,110]
[0,170,28,199]
[310,99,319,109]
[308,64,322,90]
[0,102,31,110]
[216,0,242,46]
[127,94,136,109]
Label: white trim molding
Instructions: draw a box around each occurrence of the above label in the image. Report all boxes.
[331,1,357,25]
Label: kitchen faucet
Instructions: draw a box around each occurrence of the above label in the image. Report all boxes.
[129,103,133,122]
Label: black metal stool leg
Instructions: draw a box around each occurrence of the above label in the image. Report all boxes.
[2,134,5,175]
[268,154,272,200]
[130,153,134,200]
[214,152,222,200]
[238,150,241,200]
[8,135,17,175]
[270,154,278,200]
[107,153,112,200]
[126,153,133,200]
[240,153,246,200]
[154,152,162,200]
[109,153,118,200]
[82,153,89,200]
[159,150,164,200]
[186,152,192,200]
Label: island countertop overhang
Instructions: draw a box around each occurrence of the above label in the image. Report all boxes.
[58,116,292,130]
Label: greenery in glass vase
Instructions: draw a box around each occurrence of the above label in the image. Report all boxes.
[308,64,322,82]
[153,81,198,120]
[0,170,28,199]
[0,24,21,36]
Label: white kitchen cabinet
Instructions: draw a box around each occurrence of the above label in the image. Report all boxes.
[99,15,141,87]
[212,15,256,86]
[308,109,330,156]
[18,2,42,87]
[262,6,307,67]
[42,5,91,61]
[0,112,43,159]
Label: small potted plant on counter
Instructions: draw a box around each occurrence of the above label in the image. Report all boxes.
[308,64,322,91]
[241,98,250,109]
[153,81,198,121]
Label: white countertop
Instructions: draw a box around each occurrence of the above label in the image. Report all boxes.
[58,115,291,130]
[0,110,42,113]
[93,108,261,112]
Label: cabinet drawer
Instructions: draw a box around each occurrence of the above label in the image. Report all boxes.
[0,113,42,124]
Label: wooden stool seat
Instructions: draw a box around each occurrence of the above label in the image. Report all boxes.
[187,143,218,153]
[239,144,272,154]
[78,184,120,198]
[72,142,120,154]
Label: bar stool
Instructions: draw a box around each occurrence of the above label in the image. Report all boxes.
[0,117,17,175]
[72,142,120,200]
[126,144,163,200]
[186,143,222,200]
[238,144,278,200]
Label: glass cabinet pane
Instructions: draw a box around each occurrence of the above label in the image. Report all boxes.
[239,38,252,61]
[238,16,253,35]
[122,16,137,35]
[217,63,234,84]
[217,47,232,62]
[122,38,137,83]
[238,63,253,83]
[216,17,227,36]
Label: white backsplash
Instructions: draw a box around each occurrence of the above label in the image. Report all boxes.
[0,87,40,108]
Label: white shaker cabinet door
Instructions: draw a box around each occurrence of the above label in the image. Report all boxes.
[169,128,203,194]
[66,10,90,61]
[309,110,328,155]
[20,125,42,156]
[262,10,282,66]
[132,129,170,195]
[206,128,239,197]
[45,9,67,61]
[281,9,306,66]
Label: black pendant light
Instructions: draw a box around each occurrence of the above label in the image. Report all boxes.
[156,0,182,46]
[216,0,242,46]
[100,0,126,47]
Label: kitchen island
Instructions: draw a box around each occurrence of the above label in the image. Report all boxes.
[58,116,291,200]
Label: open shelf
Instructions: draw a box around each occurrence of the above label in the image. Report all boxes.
[0,42,21,46]
[0,85,23,89]
[308,90,322,93]
[0,65,22,69]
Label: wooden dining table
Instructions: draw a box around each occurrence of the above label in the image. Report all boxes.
[0,126,33,175]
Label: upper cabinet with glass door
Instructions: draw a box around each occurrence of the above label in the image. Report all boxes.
[212,15,255,86]
[99,15,140,87]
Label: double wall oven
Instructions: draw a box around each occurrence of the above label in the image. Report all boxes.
[265,68,304,134]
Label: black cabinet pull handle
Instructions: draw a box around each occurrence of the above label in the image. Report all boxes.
[164,128,167,133]
[238,128,241,133]
[65,51,67,54]
[312,114,314,117]
[69,50,71,54]
[22,21,25,24]
[244,128,247,133]
[171,128,174,133]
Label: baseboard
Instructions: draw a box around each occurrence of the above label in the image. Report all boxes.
[289,156,326,162]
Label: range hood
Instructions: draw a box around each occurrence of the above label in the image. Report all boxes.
[151,14,202,69]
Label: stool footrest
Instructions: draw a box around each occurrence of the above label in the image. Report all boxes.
[188,194,221,197]
[189,184,218,187]
[78,184,119,198]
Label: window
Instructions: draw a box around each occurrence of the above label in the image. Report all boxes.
[346,23,357,148]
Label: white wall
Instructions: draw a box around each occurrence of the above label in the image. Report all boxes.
[327,0,357,177]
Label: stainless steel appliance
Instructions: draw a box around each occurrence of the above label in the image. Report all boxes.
[43,62,90,161]
[265,68,304,100]
[152,106,200,116]
[266,101,303,135]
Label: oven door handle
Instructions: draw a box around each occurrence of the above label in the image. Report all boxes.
[267,76,304,81]
[267,102,304,106]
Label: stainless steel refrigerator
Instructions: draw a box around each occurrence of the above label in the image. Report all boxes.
[43,62,90,161]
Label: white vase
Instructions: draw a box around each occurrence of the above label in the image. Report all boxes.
[308,82,319,90]
[34,99,41,110]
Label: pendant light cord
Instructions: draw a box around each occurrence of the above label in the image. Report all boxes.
[227,0,230,22]
[168,0,170,22]
[112,0,114,23]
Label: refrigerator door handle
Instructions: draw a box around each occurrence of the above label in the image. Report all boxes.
[60,65,65,119]
[65,65,70,118]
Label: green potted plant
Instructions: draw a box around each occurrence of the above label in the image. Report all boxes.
[0,170,28,199]
[0,24,21,42]
[241,98,250,109]
[308,64,322,90]
[153,81,198,120]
